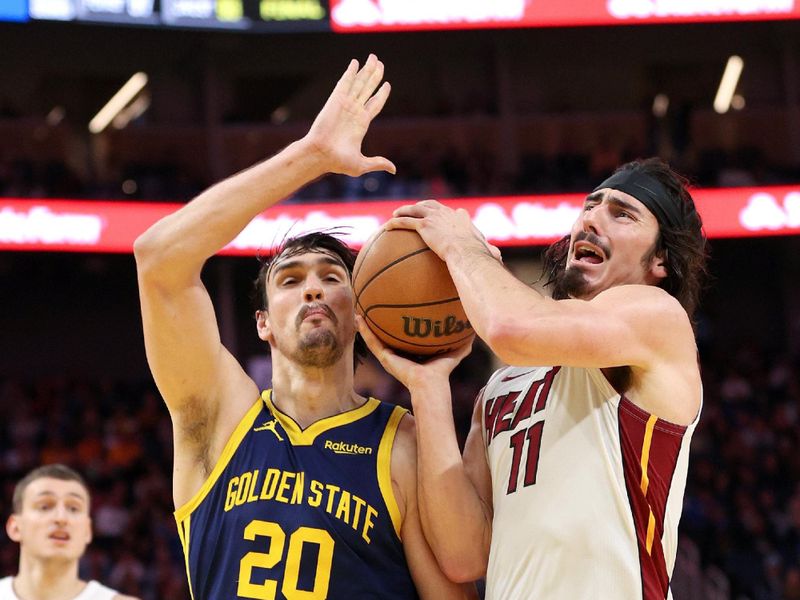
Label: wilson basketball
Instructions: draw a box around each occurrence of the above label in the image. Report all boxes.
[352,228,474,356]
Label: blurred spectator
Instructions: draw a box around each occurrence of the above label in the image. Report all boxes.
[2,141,797,203]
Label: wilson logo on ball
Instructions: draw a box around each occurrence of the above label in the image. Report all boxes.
[401,315,473,338]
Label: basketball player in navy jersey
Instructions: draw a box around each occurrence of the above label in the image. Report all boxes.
[134,55,474,599]
[360,159,708,598]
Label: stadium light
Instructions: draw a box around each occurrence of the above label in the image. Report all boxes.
[713,56,744,114]
[112,94,151,130]
[89,72,149,134]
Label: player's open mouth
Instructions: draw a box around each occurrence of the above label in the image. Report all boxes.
[574,242,605,264]
[49,531,70,542]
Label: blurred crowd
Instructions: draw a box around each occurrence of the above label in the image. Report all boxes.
[0,345,491,600]
[2,142,799,204]
[2,105,799,599]
[683,345,800,599]
[1,335,799,599]
[0,379,187,598]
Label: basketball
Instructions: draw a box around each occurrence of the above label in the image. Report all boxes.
[352,228,474,357]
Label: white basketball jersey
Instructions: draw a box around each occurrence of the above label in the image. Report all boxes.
[481,365,699,600]
[0,577,119,600]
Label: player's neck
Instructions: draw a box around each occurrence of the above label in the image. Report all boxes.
[271,360,361,428]
[13,555,86,600]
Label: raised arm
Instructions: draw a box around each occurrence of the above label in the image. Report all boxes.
[386,201,700,424]
[134,55,394,503]
[358,318,492,583]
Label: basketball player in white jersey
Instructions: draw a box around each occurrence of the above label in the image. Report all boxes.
[2,464,139,600]
[359,158,708,599]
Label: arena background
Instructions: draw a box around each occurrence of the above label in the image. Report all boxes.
[1,3,800,598]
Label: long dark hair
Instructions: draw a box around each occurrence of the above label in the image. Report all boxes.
[542,158,708,320]
[251,231,367,366]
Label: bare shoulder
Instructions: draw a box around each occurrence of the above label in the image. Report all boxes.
[394,411,418,451]
[594,284,696,352]
[594,284,689,319]
[113,594,141,600]
[391,412,418,479]
[602,286,701,424]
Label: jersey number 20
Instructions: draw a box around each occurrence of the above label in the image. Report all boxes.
[238,519,334,599]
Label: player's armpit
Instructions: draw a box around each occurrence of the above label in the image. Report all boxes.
[137,268,258,507]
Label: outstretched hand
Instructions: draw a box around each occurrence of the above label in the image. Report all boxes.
[356,315,473,391]
[304,54,396,178]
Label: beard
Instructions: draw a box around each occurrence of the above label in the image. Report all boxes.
[293,328,344,368]
[559,264,592,299]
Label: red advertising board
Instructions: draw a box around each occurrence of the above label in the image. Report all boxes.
[1,186,798,255]
[329,0,800,31]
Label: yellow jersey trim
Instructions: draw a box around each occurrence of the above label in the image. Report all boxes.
[174,396,263,523]
[175,515,196,600]
[639,414,657,495]
[262,389,380,446]
[640,413,658,555]
[377,405,407,540]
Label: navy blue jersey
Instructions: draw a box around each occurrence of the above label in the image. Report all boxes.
[175,391,419,600]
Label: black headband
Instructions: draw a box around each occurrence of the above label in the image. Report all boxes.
[593,170,685,229]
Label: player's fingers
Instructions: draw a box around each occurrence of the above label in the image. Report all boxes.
[487,242,503,262]
[455,207,472,219]
[349,54,378,103]
[333,59,359,96]
[384,216,423,231]
[356,316,393,359]
[392,202,432,218]
[358,58,385,105]
[364,82,391,120]
[360,155,396,175]
[419,199,445,209]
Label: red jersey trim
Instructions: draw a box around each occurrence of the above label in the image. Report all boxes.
[618,396,685,600]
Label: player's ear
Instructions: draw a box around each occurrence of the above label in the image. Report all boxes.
[649,249,668,281]
[6,515,21,542]
[85,516,93,546]
[256,310,272,342]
